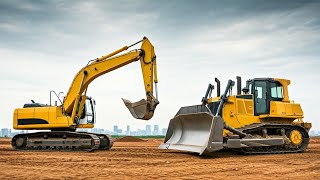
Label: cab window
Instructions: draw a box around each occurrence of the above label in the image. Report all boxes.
[270,82,283,99]
[248,83,253,94]
[255,86,263,98]
[86,99,93,114]
[86,99,95,123]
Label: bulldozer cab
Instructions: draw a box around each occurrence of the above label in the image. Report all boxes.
[245,78,285,116]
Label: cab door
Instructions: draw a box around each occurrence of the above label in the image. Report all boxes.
[253,81,269,115]
[78,98,96,125]
[85,99,95,124]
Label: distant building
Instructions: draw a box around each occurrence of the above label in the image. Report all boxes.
[91,128,105,134]
[146,125,151,135]
[113,125,118,135]
[137,129,146,136]
[153,125,159,135]
[310,130,320,137]
[1,128,11,137]
[126,125,130,135]
[162,128,168,136]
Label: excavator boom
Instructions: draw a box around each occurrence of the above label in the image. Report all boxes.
[63,37,159,121]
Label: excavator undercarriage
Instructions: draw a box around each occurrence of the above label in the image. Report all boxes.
[12,131,113,152]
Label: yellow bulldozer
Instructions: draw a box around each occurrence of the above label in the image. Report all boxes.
[12,37,159,152]
[160,77,311,155]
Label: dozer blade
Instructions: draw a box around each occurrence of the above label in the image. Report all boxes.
[122,98,154,120]
[159,105,224,155]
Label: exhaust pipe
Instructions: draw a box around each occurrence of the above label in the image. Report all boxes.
[236,76,241,95]
[201,84,214,105]
[215,78,220,97]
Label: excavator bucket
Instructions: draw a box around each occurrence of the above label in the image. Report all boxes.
[122,98,154,120]
[159,105,224,155]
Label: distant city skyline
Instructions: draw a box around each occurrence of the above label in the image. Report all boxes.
[3,126,320,138]
[0,124,168,137]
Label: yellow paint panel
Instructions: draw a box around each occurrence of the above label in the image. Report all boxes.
[270,101,286,115]
[16,108,34,119]
[235,98,254,115]
[13,109,18,129]
[244,100,254,115]
[270,101,303,117]
[235,115,260,128]
[285,104,293,115]
[77,124,94,129]
[56,116,70,125]
[48,106,71,125]
[48,107,57,124]
[16,124,73,130]
[14,106,73,130]
[33,107,49,121]
[223,99,242,129]
[291,104,303,116]
[236,99,246,115]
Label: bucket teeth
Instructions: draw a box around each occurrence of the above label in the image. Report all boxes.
[122,98,131,106]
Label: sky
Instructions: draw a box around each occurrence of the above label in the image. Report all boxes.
[1,0,320,132]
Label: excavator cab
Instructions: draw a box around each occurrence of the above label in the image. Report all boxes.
[78,97,96,125]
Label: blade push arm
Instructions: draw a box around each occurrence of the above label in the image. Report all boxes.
[63,37,159,122]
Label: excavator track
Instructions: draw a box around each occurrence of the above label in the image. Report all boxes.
[235,124,309,154]
[11,131,113,152]
[78,132,114,150]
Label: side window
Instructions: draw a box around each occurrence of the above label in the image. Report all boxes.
[248,83,252,94]
[270,82,283,99]
[255,86,263,98]
[80,106,86,119]
[86,99,93,114]
[85,99,95,123]
[76,97,86,119]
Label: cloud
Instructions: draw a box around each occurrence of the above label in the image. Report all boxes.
[1,0,320,131]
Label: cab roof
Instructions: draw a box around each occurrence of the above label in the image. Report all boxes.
[246,78,290,86]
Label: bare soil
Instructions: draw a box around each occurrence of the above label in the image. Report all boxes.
[0,137,320,179]
[114,136,146,142]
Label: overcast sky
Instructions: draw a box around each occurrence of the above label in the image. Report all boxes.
[1,0,320,132]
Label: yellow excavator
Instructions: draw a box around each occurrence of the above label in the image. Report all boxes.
[160,77,311,155]
[12,37,159,151]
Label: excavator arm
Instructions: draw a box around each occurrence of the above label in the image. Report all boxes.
[62,37,159,122]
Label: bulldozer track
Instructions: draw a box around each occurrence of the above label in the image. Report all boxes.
[11,131,113,152]
[236,124,309,154]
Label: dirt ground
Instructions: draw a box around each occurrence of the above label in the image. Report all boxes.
[0,137,320,180]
